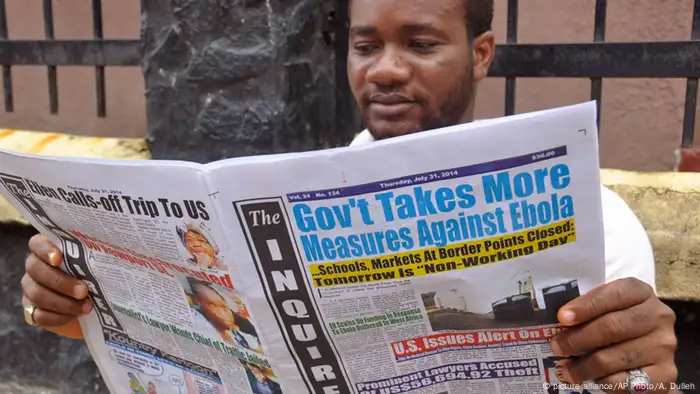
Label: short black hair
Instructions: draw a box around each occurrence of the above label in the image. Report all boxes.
[464,0,494,38]
[347,0,494,39]
[188,277,218,299]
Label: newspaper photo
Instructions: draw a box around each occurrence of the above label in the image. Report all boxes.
[0,101,605,394]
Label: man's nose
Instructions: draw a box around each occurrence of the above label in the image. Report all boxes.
[365,47,411,87]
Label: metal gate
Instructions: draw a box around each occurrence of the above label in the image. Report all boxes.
[0,0,698,147]
[332,0,700,149]
[0,0,140,117]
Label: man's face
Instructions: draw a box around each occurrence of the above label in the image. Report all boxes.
[250,365,267,381]
[194,284,236,329]
[348,0,492,140]
[185,231,215,258]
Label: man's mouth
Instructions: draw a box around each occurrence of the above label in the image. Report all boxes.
[368,94,416,117]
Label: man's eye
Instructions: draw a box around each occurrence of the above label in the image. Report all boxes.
[410,41,438,51]
[353,43,378,54]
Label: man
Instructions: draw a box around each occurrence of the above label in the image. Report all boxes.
[19,0,678,393]
[176,221,227,269]
[187,278,263,354]
[242,362,283,394]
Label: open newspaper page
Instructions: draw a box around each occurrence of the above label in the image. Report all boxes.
[206,101,605,394]
[0,155,275,394]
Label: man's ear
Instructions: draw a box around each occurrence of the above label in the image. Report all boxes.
[472,31,496,82]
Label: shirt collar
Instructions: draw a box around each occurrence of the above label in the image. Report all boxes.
[349,120,485,147]
[349,129,375,146]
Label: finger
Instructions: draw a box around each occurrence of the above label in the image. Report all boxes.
[22,295,90,328]
[28,234,62,267]
[595,363,678,394]
[21,274,92,316]
[558,278,654,326]
[560,329,677,383]
[551,299,660,356]
[25,253,88,299]
[46,320,85,340]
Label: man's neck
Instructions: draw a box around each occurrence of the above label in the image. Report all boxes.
[350,119,485,147]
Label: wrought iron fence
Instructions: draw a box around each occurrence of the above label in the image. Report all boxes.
[333,0,700,149]
[0,0,697,146]
[0,0,140,117]
[489,0,700,148]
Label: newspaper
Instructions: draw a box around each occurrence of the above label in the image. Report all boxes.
[0,101,605,394]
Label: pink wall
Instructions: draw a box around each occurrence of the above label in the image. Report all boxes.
[0,0,697,171]
[475,0,698,171]
[0,0,144,138]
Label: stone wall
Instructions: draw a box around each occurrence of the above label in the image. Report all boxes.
[601,170,700,302]
[141,0,356,162]
[600,170,700,389]
[0,224,107,394]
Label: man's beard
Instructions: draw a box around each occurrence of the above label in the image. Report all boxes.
[368,69,475,140]
[418,70,475,134]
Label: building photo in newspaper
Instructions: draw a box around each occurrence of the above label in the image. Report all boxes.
[420,272,581,331]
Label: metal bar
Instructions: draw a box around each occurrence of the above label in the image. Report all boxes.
[504,0,518,116]
[92,0,106,117]
[0,40,141,66]
[681,0,700,148]
[591,0,607,130]
[42,0,54,41]
[488,41,700,78]
[43,0,58,114]
[682,80,698,148]
[0,0,12,112]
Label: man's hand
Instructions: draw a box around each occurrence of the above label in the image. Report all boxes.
[20,234,91,339]
[550,278,677,393]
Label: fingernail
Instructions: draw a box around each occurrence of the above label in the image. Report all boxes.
[554,360,574,384]
[73,283,87,299]
[555,368,571,384]
[559,309,576,325]
[82,299,93,315]
[48,251,59,266]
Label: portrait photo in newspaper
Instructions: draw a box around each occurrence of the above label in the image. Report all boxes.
[177,275,264,355]
[176,220,229,271]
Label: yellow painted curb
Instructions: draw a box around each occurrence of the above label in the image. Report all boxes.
[601,169,700,302]
[601,168,700,191]
[0,129,150,224]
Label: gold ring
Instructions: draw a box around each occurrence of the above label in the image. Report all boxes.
[23,304,38,326]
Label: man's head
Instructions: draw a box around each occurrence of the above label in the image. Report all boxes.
[184,230,215,258]
[189,279,236,330]
[247,363,268,382]
[347,0,495,140]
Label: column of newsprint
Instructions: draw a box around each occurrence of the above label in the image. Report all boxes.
[0,169,279,394]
